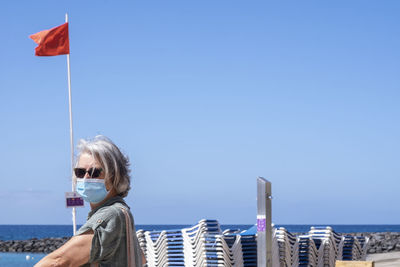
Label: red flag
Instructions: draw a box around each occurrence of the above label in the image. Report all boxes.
[30,23,69,56]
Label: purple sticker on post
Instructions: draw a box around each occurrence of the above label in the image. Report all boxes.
[66,197,84,207]
[257,218,266,232]
[65,192,84,208]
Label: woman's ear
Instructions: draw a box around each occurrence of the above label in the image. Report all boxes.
[105,179,113,192]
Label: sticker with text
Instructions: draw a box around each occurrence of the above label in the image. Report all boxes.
[257,216,266,232]
[65,192,84,208]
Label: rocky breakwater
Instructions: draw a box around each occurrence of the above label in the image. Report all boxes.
[366,232,400,254]
[288,232,400,255]
[0,237,69,253]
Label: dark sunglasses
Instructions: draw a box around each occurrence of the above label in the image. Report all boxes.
[74,168,103,178]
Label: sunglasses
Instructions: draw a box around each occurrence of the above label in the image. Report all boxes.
[74,168,103,178]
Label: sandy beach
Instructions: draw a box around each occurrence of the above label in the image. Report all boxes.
[366,252,400,267]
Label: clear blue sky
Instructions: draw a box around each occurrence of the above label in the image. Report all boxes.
[0,0,399,225]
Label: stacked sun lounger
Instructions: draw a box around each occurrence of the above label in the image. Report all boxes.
[136,229,147,258]
[271,226,369,267]
[338,235,366,261]
[223,226,257,267]
[309,227,342,267]
[273,227,297,267]
[137,221,369,267]
[223,233,244,266]
[292,235,319,266]
[138,220,254,267]
[144,229,185,266]
[356,236,369,260]
[182,219,228,266]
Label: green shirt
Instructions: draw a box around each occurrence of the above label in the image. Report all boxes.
[76,196,142,267]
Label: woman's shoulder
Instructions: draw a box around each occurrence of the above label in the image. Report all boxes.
[76,200,131,235]
[93,201,130,222]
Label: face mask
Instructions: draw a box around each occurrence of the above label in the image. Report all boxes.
[76,178,108,203]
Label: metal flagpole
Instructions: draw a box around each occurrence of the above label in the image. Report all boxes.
[65,13,77,235]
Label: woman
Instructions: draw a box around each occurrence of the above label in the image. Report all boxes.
[36,136,144,267]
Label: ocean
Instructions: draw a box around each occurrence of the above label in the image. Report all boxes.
[1,224,399,266]
[0,253,47,266]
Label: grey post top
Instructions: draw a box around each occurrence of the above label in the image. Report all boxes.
[76,196,142,267]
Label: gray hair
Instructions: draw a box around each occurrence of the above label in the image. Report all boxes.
[75,135,131,197]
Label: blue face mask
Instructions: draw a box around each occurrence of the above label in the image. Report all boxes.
[76,178,108,203]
